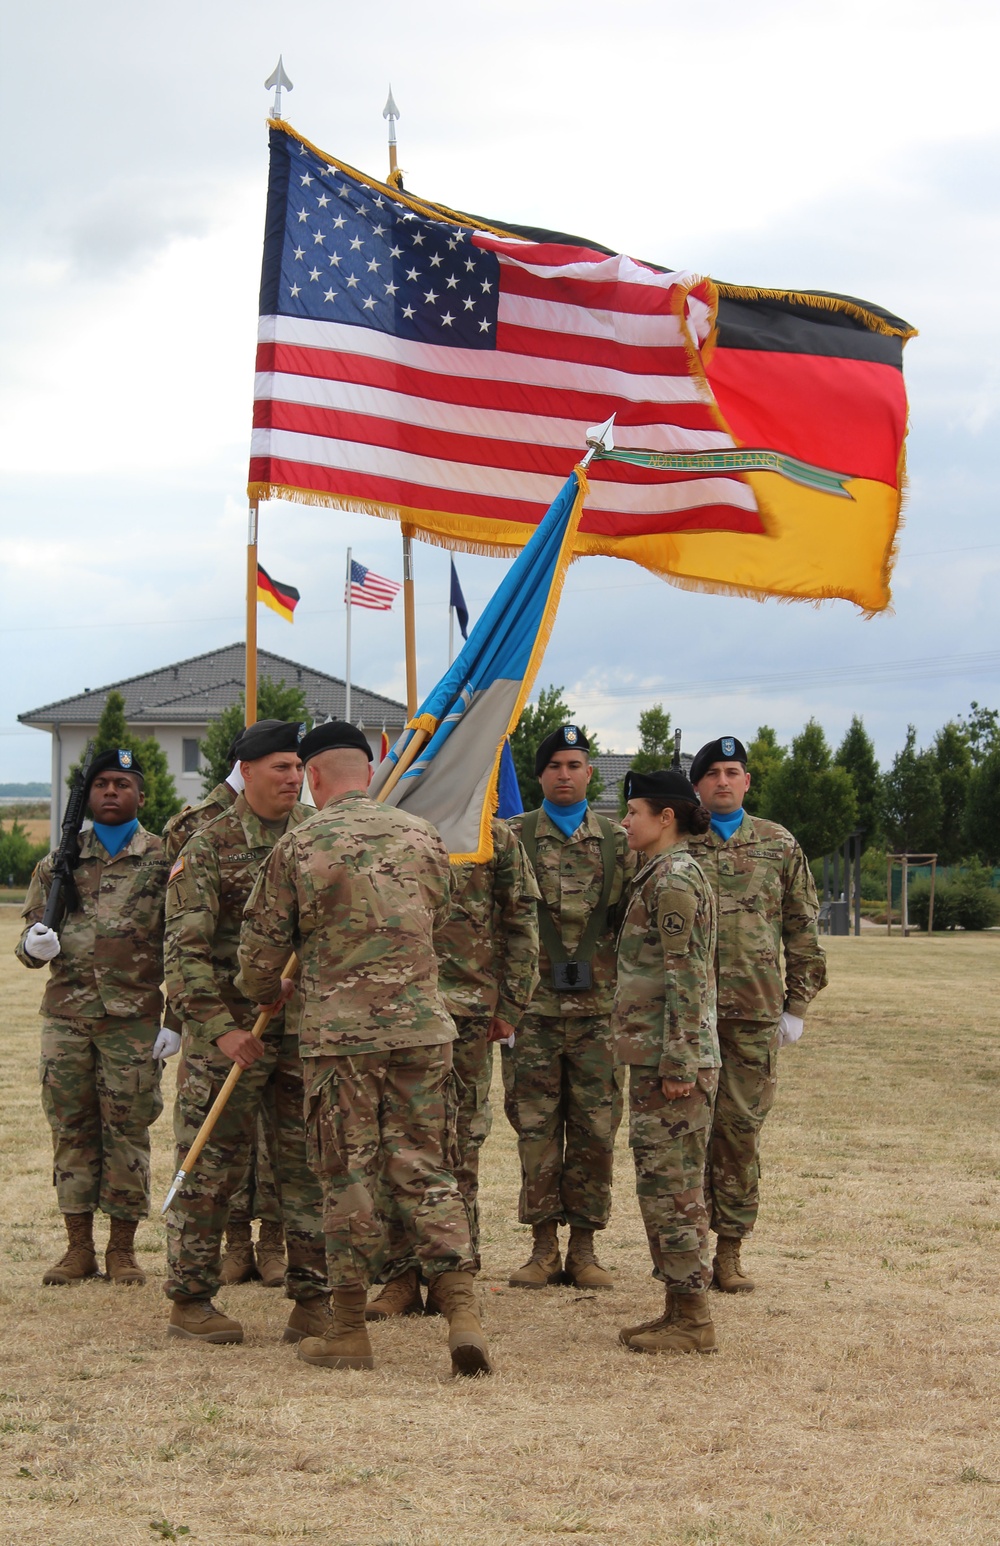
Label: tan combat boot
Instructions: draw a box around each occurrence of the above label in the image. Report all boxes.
[105,1217,146,1285]
[42,1213,100,1286]
[618,1289,674,1348]
[428,1271,492,1378]
[282,1295,333,1344]
[167,1297,244,1344]
[627,1290,717,1355]
[219,1221,256,1285]
[508,1221,562,1288]
[365,1268,424,1320]
[563,1226,614,1290]
[296,1287,374,1370]
[712,1236,755,1293]
[255,1220,287,1288]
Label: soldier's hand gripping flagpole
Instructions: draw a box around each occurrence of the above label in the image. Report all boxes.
[160,958,299,1213]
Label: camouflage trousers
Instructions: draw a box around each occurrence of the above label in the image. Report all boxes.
[302,1043,476,1291]
[39,1015,164,1219]
[227,1114,282,1228]
[629,1066,718,1294]
[165,1028,325,1303]
[708,1018,779,1240]
[376,1015,492,1277]
[501,1013,623,1230]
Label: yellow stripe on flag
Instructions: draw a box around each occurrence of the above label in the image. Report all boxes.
[257,585,295,623]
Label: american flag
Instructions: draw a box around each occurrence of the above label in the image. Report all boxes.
[249,123,765,552]
[346,559,401,611]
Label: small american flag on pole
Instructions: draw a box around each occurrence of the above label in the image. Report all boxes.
[346,559,401,611]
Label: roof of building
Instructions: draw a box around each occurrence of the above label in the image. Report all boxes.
[19,643,407,729]
[591,750,694,811]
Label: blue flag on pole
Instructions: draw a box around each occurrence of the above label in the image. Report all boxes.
[449,558,469,641]
[370,467,589,860]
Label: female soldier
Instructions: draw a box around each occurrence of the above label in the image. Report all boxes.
[613,768,719,1354]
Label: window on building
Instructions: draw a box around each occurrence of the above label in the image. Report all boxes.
[182,738,201,774]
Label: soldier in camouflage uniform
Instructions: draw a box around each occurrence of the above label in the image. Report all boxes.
[163,719,328,1346]
[613,769,720,1354]
[688,736,828,1292]
[16,749,175,1287]
[164,752,286,1289]
[504,726,635,1290]
[237,722,491,1378]
[366,816,540,1319]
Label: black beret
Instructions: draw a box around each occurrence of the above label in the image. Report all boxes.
[534,724,591,776]
[689,736,748,786]
[298,720,373,764]
[85,748,144,791]
[233,719,305,762]
[623,768,699,806]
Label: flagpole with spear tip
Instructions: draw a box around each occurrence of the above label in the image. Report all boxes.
[161,56,300,1217]
[383,86,420,719]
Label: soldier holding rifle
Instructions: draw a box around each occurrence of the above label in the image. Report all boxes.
[16,748,174,1287]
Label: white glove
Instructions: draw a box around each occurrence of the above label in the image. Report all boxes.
[777,1012,804,1048]
[151,1027,182,1060]
[225,764,245,793]
[24,924,61,961]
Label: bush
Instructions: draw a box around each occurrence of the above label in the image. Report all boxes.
[906,877,1000,931]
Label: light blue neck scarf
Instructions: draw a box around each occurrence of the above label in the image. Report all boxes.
[93,818,139,857]
[542,798,589,839]
[711,809,745,842]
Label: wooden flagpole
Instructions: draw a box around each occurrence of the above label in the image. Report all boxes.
[246,501,259,728]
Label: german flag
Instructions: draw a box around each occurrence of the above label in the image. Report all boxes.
[257,563,300,623]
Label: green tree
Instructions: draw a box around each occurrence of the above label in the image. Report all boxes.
[834,715,882,847]
[962,747,1000,864]
[932,721,973,864]
[629,705,673,773]
[68,689,181,836]
[0,820,49,886]
[199,678,311,793]
[509,684,603,812]
[744,726,786,816]
[880,725,944,855]
[761,719,858,859]
[957,701,1000,766]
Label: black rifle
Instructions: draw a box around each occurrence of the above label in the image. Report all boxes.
[41,741,95,932]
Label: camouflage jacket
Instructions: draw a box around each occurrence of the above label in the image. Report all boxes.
[508,806,635,1018]
[237,791,456,1058]
[16,824,168,1021]
[163,792,312,1046]
[436,818,541,1023]
[613,845,719,1082]
[163,780,237,862]
[685,814,828,1023]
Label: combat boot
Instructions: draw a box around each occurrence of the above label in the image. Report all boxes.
[508,1220,562,1288]
[563,1226,614,1290]
[255,1220,287,1288]
[282,1295,333,1344]
[105,1217,146,1286]
[618,1289,674,1348]
[428,1271,492,1378]
[219,1221,256,1285]
[42,1212,100,1286]
[296,1288,374,1370]
[365,1268,424,1320]
[167,1296,244,1344]
[627,1291,717,1355]
[712,1236,755,1293]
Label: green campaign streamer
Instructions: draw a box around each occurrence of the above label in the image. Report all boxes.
[598,446,855,499]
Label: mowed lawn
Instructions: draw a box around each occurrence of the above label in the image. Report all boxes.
[0,912,997,1546]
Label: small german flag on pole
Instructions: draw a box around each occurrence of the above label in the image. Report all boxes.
[256,563,300,623]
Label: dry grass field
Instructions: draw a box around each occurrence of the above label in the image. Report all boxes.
[0,913,998,1546]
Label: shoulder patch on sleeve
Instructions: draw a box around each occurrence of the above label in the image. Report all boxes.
[168,856,185,882]
[658,883,697,950]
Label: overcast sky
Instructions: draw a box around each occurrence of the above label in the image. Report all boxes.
[2,0,999,781]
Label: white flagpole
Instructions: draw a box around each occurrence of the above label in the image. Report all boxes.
[345,547,353,723]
